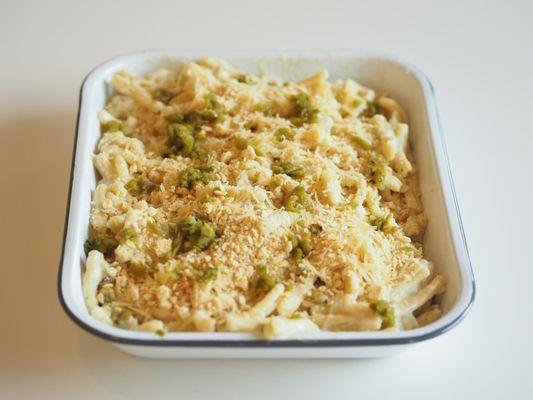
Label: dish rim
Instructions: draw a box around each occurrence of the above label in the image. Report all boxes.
[57,49,475,348]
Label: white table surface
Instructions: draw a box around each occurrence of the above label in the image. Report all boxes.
[1,0,531,398]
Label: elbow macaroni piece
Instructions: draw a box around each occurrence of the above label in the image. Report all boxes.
[263,317,319,339]
[250,283,285,318]
[83,251,112,325]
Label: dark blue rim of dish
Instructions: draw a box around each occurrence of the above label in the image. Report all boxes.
[57,54,475,348]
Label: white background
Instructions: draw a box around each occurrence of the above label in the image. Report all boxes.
[0,0,531,399]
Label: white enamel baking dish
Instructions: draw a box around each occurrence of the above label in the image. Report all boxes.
[58,50,475,358]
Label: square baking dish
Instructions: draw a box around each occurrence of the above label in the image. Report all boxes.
[58,50,475,358]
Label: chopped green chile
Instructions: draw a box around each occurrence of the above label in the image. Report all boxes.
[196,223,216,250]
[370,300,395,329]
[235,73,252,83]
[122,227,138,241]
[255,103,273,117]
[234,137,250,151]
[290,92,319,126]
[170,233,184,257]
[100,286,116,302]
[129,263,149,278]
[363,100,384,118]
[101,120,122,133]
[267,175,281,190]
[299,232,312,254]
[289,232,312,263]
[125,176,156,196]
[233,73,256,85]
[147,220,167,237]
[289,311,307,319]
[155,88,175,104]
[284,186,307,212]
[272,161,306,179]
[84,233,118,256]
[115,308,132,324]
[178,164,215,189]
[274,127,294,142]
[251,264,276,293]
[398,245,422,258]
[195,261,219,283]
[200,195,214,203]
[167,123,206,158]
[202,93,225,120]
[309,223,323,234]
[165,113,183,124]
[234,137,264,156]
[352,98,364,108]
[252,145,265,157]
[351,134,372,150]
[165,94,225,158]
[289,232,299,249]
[165,93,225,129]
[181,215,201,234]
[291,247,304,263]
[169,216,218,255]
[289,312,305,319]
[186,93,225,126]
[369,151,387,190]
[156,267,180,284]
[370,215,386,231]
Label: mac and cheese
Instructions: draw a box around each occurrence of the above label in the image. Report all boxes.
[83,58,445,338]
